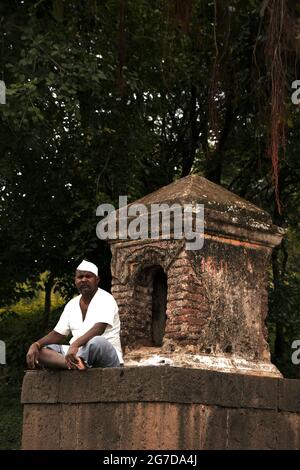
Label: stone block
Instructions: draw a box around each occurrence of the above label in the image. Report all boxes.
[278,378,300,412]
[219,373,278,409]
[21,370,60,403]
[276,411,300,449]
[22,404,60,449]
[21,368,300,450]
[226,409,277,450]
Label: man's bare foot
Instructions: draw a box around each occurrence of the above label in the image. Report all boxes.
[76,357,87,370]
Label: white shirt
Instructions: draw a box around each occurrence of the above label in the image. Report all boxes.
[54,288,123,363]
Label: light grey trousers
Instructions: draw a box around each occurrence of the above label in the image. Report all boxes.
[46,335,120,368]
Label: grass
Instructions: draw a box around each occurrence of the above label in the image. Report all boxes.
[0,374,23,450]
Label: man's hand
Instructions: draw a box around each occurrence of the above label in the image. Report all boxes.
[65,345,80,370]
[26,343,40,369]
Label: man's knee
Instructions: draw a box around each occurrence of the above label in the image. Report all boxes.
[83,336,120,367]
[87,336,107,349]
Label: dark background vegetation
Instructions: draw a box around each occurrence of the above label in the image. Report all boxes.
[0,0,300,449]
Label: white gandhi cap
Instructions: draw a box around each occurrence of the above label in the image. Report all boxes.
[76,260,98,276]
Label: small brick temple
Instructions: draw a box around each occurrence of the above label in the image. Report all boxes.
[111,174,283,376]
[21,175,300,450]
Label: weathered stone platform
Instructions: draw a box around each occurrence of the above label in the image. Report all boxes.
[21,367,300,450]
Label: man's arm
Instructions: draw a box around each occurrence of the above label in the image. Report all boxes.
[26,330,66,369]
[65,322,107,368]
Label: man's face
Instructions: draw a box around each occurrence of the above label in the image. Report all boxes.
[75,270,99,296]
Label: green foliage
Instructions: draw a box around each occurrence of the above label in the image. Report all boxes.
[0,294,62,375]
[0,0,299,381]
[0,287,65,449]
[0,379,22,450]
[267,228,300,378]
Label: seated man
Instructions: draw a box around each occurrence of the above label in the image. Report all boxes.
[26,260,123,370]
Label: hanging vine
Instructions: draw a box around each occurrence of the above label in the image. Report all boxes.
[263,0,294,212]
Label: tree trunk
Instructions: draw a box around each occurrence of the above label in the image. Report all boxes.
[205,92,235,184]
[181,85,198,177]
[271,243,285,364]
[274,322,285,361]
[44,274,54,328]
